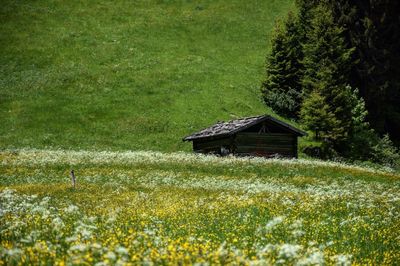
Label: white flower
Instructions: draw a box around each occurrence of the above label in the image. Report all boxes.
[105,251,116,260]
[106,214,117,224]
[64,204,79,214]
[0,189,16,199]
[332,254,352,266]
[94,262,108,266]
[69,244,87,252]
[278,244,301,258]
[290,219,303,229]
[5,248,22,257]
[20,230,40,244]
[115,246,129,255]
[265,216,284,231]
[260,244,275,254]
[296,251,324,265]
[292,229,305,238]
[52,217,65,230]
[65,236,78,242]
[80,228,92,239]
[40,196,51,206]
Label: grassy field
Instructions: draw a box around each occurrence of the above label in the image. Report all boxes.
[3,1,399,265]
[1,149,399,265]
[0,0,296,152]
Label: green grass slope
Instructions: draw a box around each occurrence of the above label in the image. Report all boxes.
[0,0,295,151]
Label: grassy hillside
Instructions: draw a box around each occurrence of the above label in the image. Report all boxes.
[0,0,295,151]
[1,149,399,264]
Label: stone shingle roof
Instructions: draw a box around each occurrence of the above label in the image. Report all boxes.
[183,115,306,141]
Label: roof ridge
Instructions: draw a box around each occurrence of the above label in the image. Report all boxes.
[227,114,266,122]
[183,114,306,141]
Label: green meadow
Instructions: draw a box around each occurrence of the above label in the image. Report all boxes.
[1,0,295,151]
[1,150,399,265]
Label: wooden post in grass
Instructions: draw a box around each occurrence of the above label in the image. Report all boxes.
[70,170,76,189]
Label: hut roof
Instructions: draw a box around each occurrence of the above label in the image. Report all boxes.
[183,115,307,141]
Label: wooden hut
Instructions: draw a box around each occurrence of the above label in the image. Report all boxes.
[183,115,307,158]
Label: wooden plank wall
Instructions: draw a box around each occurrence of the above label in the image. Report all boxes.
[235,132,296,158]
[193,137,231,154]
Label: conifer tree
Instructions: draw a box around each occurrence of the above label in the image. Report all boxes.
[327,0,400,146]
[261,12,303,118]
[301,5,354,147]
[300,90,337,140]
[295,0,321,40]
[345,87,377,159]
[345,87,399,165]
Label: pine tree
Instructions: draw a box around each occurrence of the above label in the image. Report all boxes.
[295,0,321,41]
[301,4,355,147]
[300,90,337,140]
[345,86,400,165]
[261,12,303,118]
[327,0,400,146]
[345,86,377,159]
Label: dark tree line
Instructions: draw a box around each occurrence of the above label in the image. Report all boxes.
[261,0,400,166]
[327,0,400,145]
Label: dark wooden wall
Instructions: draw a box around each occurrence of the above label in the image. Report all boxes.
[192,137,232,154]
[234,132,297,158]
[192,132,298,158]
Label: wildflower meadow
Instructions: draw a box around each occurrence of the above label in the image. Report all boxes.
[1,149,399,265]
